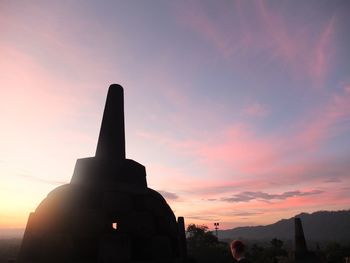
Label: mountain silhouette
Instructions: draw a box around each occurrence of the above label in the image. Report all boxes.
[219,210,350,243]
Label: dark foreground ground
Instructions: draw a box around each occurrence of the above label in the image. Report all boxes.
[0,239,21,263]
[1,237,350,263]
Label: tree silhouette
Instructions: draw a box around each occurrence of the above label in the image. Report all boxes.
[187,224,218,249]
[186,224,231,263]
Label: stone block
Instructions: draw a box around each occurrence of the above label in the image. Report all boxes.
[102,191,133,215]
[98,233,131,262]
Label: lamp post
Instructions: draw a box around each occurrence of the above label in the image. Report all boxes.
[214,222,219,238]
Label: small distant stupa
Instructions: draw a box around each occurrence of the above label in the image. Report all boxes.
[18,84,187,263]
[293,217,323,263]
[294,217,308,258]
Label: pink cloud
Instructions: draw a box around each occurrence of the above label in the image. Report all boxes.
[297,84,350,148]
[177,1,337,87]
[308,18,335,87]
[0,45,75,126]
[257,0,300,62]
[257,0,336,87]
[176,184,347,228]
[202,84,350,177]
[139,83,350,201]
[242,102,269,117]
[148,157,348,227]
[175,1,253,59]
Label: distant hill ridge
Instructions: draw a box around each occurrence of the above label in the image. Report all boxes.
[0,228,24,238]
[218,210,350,243]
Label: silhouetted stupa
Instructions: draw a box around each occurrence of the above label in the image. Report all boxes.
[294,217,308,262]
[18,84,187,263]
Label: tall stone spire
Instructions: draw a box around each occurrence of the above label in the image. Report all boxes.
[95,84,125,160]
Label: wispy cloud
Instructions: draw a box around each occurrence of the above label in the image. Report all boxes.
[230,211,264,217]
[15,173,67,186]
[158,190,179,201]
[242,102,269,117]
[186,215,221,222]
[324,178,342,183]
[297,84,350,149]
[308,17,335,87]
[177,0,337,87]
[222,190,323,203]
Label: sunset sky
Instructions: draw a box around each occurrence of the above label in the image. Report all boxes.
[1,1,350,231]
